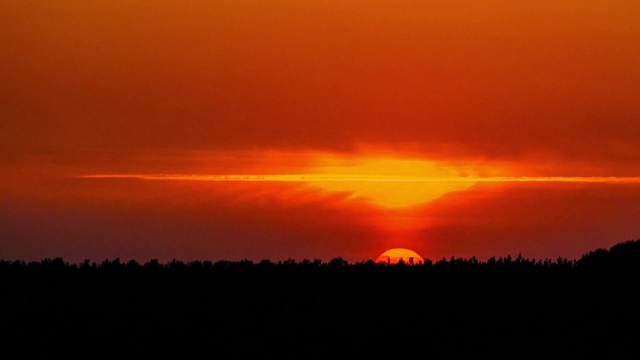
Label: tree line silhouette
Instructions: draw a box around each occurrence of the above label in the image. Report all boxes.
[2,240,640,358]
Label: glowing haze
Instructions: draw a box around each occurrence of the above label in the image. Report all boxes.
[2,1,640,264]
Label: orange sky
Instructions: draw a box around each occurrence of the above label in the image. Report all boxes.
[1,1,640,263]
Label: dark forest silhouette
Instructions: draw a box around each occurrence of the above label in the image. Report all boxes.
[2,240,640,358]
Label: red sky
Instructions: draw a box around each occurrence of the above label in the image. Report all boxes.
[2,1,640,263]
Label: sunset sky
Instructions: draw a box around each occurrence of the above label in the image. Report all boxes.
[2,0,640,264]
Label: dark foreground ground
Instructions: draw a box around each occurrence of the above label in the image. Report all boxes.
[2,241,640,358]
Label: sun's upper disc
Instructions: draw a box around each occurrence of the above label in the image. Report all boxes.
[375,248,424,264]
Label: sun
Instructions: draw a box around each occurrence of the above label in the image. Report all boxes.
[375,248,425,265]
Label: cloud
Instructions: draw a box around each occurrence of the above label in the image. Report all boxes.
[2,1,639,167]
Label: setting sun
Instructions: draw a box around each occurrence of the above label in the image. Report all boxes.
[375,248,425,265]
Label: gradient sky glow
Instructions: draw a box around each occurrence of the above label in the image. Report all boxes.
[2,1,640,263]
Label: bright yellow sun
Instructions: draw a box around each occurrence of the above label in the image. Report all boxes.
[375,248,425,265]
